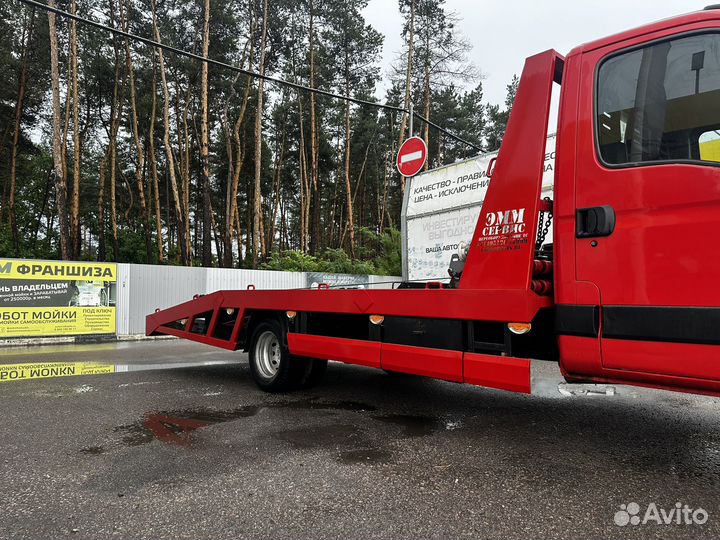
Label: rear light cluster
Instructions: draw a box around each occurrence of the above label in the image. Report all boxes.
[531,259,553,296]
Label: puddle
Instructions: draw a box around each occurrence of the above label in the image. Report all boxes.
[0,359,240,384]
[100,397,446,454]
[110,399,378,449]
[274,424,363,448]
[275,399,377,412]
[337,448,392,465]
[115,405,262,447]
[371,414,443,437]
[114,360,240,373]
[557,383,617,397]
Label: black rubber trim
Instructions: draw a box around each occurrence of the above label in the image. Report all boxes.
[556,305,599,338]
[603,306,720,346]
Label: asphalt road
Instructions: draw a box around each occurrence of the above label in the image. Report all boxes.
[2,340,720,539]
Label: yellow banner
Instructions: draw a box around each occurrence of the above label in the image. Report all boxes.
[0,260,116,281]
[0,259,117,337]
[0,361,116,382]
[0,307,115,337]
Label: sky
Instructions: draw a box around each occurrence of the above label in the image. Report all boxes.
[363,0,704,106]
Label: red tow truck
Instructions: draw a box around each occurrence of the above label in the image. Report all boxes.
[148,7,720,397]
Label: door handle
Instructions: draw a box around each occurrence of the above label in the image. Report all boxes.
[576,205,616,238]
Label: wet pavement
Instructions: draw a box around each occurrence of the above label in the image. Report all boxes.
[1,340,720,539]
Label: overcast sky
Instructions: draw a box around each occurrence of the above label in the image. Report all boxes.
[363,0,704,106]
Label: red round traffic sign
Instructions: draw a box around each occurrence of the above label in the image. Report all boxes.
[397,136,428,177]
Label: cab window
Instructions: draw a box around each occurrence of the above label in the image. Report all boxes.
[597,33,720,166]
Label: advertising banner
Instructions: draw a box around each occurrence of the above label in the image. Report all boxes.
[0,259,117,338]
[403,135,556,281]
[306,272,369,289]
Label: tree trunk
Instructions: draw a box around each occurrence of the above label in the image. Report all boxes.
[200,0,212,266]
[69,0,82,258]
[221,73,241,268]
[221,27,253,268]
[121,0,153,263]
[61,50,71,188]
[105,13,125,263]
[379,160,388,232]
[267,115,286,254]
[110,131,121,261]
[7,7,35,256]
[422,31,431,172]
[191,115,201,261]
[298,97,308,253]
[151,0,188,264]
[252,0,269,268]
[210,200,222,263]
[308,0,321,254]
[180,90,192,262]
[47,0,71,260]
[149,62,164,263]
[226,72,253,264]
[97,154,107,261]
[245,182,252,262]
[234,205,243,266]
[31,167,52,249]
[99,25,124,262]
[343,77,355,257]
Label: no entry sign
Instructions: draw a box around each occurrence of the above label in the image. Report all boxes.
[397,136,428,177]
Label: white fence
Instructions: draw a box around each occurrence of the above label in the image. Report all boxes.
[116,264,400,335]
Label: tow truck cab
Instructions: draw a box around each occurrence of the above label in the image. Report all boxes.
[556,7,720,394]
[147,8,720,398]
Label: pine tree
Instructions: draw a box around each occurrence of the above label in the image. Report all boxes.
[485,74,519,152]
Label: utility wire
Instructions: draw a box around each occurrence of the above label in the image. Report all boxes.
[16,0,483,152]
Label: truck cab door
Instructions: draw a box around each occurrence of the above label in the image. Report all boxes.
[575,28,720,387]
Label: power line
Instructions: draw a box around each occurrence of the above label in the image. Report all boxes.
[15,0,483,153]
[415,111,481,151]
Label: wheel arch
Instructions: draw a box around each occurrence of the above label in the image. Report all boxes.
[241,309,288,352]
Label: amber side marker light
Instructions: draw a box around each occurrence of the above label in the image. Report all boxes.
[286,311,297,320]
[369,315,385,325]
[508,322,531,335]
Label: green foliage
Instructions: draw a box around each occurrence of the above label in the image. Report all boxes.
[356,227,402,276]
[116,230,154,265]
[485,74,519,152]
[260,250,322,272]
[261,227,401,276]
[0,224,13,258]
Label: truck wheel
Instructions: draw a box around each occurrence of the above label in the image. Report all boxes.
[299,359,328,389]
[249,320,308,392]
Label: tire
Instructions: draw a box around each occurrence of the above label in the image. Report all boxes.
[248,319,309,392]
[299,359,328,389]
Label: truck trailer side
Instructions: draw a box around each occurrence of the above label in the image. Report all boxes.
[147,7,720,398]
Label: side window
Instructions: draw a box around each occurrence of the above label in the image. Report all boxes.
[597,33,720,166]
